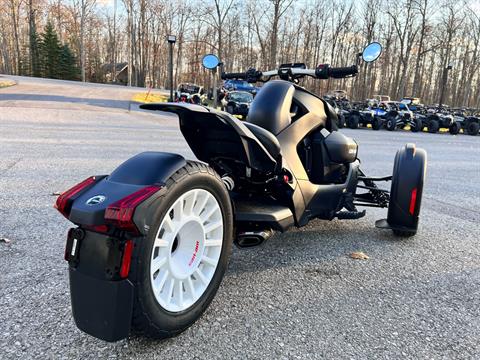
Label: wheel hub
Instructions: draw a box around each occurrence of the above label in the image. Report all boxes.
[169,220,205,279]
[149,188,224,312]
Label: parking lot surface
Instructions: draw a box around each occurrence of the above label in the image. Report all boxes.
[0,77,479,359]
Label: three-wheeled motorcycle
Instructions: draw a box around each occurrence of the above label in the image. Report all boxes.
[55,43,426,342]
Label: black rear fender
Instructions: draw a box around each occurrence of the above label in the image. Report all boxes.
[68,152,186,227]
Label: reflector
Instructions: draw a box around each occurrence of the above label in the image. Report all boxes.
[409,188,417,215]
[120,240,134,278]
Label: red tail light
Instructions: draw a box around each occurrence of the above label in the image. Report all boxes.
[409,188,418,215]
[119,240,134,278]
[55,176,97,218]
[104,185,161,234]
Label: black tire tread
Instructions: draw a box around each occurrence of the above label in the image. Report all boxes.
[467,122,479,136]
[392,229,416,237]
[131,160,227,339]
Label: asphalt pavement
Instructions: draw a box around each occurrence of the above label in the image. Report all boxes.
[0,76,479,359]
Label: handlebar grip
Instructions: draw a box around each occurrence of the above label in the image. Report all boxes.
[221,72,246,80]
[328,65,358,79]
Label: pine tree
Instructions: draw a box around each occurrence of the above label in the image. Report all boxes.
[39,22,62,79]
[30,29,41,77]
[59,45,80,80]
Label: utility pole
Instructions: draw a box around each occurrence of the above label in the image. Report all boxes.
[438,63,453,108]
[167,35,176,102]
[112,0,117,83]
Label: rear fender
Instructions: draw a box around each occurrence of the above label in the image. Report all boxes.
[68,152,186,226]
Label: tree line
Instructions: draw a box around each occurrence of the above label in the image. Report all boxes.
[0,0,479,108]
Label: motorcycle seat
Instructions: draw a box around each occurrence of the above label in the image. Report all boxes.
[243,122,281,160]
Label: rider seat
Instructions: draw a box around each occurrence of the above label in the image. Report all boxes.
[243,122,281,160]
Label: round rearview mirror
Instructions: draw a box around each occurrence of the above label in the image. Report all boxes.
[202,54,220,70]
[362,42,382,63]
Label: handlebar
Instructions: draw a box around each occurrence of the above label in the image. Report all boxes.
[222,72,250,80]
[327,65,358,79]
[221,64,358,82]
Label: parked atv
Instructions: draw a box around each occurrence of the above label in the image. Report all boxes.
[447,110,465,135]
[464,116,480,135]
[448,109,479,136]
[345,102,380,130]
[222,79,260,95]
[175,83,207,105]
[55,43,426,342]
[382,102,418,131]
[220,90,253,119]
[421,107,454,134]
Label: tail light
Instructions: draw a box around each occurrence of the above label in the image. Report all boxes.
[104,185,161,234]
[55,176,97,218]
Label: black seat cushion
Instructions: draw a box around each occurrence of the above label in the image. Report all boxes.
[243,122,281,160]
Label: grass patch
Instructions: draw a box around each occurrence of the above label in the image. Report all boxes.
[131,92,169,103]
[0,79,16,88]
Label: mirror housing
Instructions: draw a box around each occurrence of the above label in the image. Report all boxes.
[202,54,220,70]
[362,42,382,63]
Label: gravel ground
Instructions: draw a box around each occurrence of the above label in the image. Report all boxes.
[0,77,479,359]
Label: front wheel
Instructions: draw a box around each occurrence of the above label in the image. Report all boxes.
[385,113,398,131]
[132,161,233,339]
[387,144,426,237]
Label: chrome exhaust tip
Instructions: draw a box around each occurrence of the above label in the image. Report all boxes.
[235,230,272,248]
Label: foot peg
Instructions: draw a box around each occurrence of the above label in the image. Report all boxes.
[335,209,366,220]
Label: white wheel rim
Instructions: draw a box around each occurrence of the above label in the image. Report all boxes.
[150,188,223,312]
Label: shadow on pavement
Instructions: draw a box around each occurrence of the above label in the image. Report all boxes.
[0,93,132,110]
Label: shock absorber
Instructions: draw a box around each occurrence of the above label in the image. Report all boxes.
[221,175,235,191]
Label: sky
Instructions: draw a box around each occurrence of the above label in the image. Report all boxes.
[93,0,480,17]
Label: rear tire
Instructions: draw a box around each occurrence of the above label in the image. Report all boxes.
[347,113,359,129]
[449,121,461,135]
[427,119,439,133]
[393,229,416,237]
[467,122,479,136]
[337,114,345,128]
[372,117,382,130]
[131,161,233,339]
[411,118,422,132]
